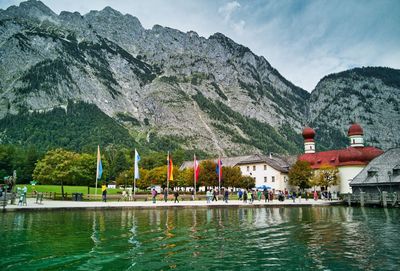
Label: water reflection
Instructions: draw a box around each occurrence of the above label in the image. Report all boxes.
[1,207,400,270]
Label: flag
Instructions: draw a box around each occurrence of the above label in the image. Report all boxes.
[216,158,222,180]
[134,149,140,180]
[167,152,174,181]
[194,154,200,182]
[96,145,103,180]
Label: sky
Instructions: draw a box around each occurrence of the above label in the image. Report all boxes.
[1,0,399,91]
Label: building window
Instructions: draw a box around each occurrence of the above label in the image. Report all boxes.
[253,165,256,171]
[264,177,267,183]
[246,166,249,172]
[272,176,275,182]
[264,165,267,170]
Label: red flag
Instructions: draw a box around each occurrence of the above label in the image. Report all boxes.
[216,158,222,180]
[194,155,200,182]
[167,152,174,181]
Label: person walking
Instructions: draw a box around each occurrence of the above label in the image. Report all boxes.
[191,189,195,201]
[206,189,211,203]
[313,190,318,201]
[151,188,157,204]
[264,189,268,202]
[328,191,332,201]
[174,190,179,203]
[101,183,107,202]
[238,189,243,201]
[224,189,229,203]
[243,190,248,203]
[257,190,262,201]
[292,191,296,203]
[212,189,218,202]
[163,188,168,202]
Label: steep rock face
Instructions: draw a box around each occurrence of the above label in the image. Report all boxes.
[308,67,400,150]
[0,0,309,155]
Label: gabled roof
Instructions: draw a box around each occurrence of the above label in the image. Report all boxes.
[298,146,383,169]
[351,148,400,186]
[235,154,290,173]
[180,154,290,173]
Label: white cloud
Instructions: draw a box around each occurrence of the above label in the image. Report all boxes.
[217,1,245,35]
[218,1,240,23]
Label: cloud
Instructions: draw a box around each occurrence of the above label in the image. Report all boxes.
[217,1,245,35]
[218,1,240,22]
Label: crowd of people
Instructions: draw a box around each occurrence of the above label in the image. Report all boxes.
[150,187,337,204]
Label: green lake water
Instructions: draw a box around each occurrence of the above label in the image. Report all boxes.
[1,206,399,270]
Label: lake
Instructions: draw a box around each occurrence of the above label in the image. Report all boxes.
[1,206,399,270]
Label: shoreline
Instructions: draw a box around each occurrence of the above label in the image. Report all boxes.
[2,198,344,212]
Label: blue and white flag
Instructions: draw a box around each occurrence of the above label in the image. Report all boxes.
[134,149,140,180]
[96,145,103,180]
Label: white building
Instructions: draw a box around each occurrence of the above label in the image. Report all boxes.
[236,154,292,192]
[299,124,383,194]
[180,154,292,192]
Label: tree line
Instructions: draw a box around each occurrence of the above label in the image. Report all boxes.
[1,145,255,191]
[288,160,339,191]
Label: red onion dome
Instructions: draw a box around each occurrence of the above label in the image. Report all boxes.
[348,123,364,136]
[302,127,316,142]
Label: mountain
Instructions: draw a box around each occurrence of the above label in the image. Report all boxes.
[308,67,400,150]
[0,0,308,155]
[0,1,399,156]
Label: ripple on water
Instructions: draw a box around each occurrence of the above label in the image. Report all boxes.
[1,207,400,270]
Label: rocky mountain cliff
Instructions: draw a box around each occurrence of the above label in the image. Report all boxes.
[308,67,400,151]
[0,1,399,155]
[0,0,308,155]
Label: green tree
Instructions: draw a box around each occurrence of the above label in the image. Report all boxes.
[17,145,40,183]
[198,160,218,188]
[75,153,97,188]
[33,149,80,199]
[241,176,256,189]
[314,165,340,189]
[222,166,243,188]
[288,160,313,190]
[135,168,149,190]
[0,145,16,180]
[105,146,130,180]
[116,168,134,188]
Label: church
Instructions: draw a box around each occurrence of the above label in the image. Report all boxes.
[298,124,383,193]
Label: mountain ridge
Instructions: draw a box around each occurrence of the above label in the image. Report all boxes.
[0,0,399,155]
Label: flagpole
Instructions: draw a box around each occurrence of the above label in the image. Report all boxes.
[218,155,221,195]
[167,151,170,197]
[134,149,136,198]
[95,145,99,200]
[194,154,197,200]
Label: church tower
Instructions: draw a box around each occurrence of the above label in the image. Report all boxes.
[348,123,364,147]
[302,127,316,153]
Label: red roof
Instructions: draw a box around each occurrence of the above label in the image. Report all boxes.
[348,123,364,136]
[298,146,383,169]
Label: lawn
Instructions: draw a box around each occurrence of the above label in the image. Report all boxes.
[15,184,122,195]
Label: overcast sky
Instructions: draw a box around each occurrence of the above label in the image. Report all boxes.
[1,0,399,91]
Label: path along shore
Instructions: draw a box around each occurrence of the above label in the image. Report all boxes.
[3,198,343,212]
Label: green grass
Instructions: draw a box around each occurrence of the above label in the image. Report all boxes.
[16,184,121,195]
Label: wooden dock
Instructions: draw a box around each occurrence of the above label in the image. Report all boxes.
[344,192,399,207]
